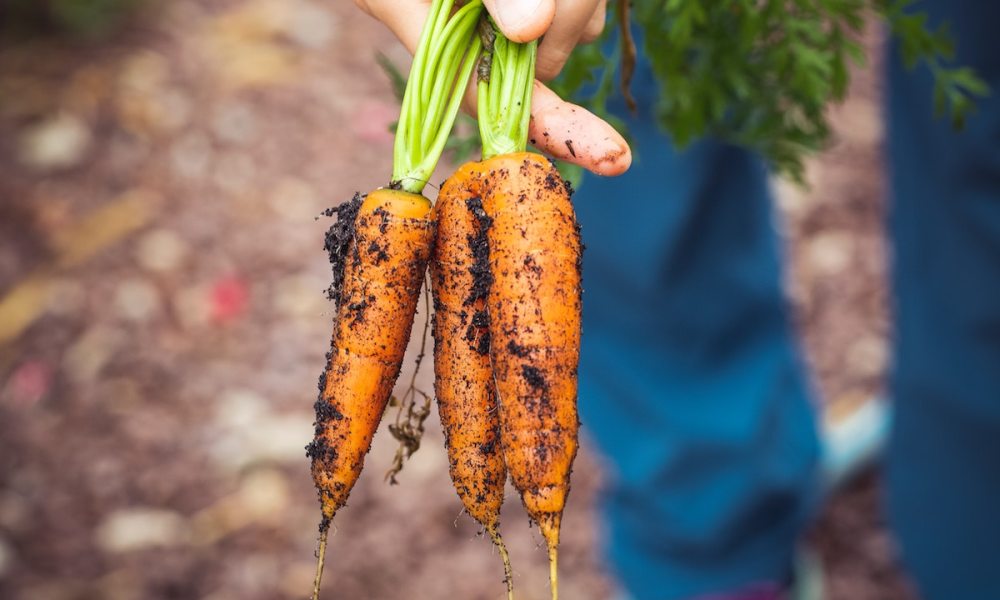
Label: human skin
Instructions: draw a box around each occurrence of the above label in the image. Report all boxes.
[354,0,631,176]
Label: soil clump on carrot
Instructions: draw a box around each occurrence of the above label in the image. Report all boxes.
[322,193,364,302]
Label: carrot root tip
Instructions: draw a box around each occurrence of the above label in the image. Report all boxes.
[548,544,558,600]
[311,524,330,600]
[488,527,515,600]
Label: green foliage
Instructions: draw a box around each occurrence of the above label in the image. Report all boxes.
[879,0,990,128]
[557,0,989,181]
[390,0,483,192]
[2,0,144,37]
[376,52,409,102]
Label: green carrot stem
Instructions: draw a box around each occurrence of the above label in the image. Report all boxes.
[478,18,536,159]
[417,37,482,180]
[420,3,482,149]
[489,45,504,112]
[395,0,446,178]
[421,0,481,105]
[517,41,537,144]
[393,0,484,194]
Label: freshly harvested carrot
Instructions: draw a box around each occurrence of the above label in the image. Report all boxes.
[307,189,433,598]
[481,152,581,600]
[472,23,584,600]
[306,1,483,598]
[430,161,514,598]
[308,189,434,522]
[435,53,583,597]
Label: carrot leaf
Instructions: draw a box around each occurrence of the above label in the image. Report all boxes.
[554,0,989,183]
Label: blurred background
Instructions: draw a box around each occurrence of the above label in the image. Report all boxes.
[0,1,909,598]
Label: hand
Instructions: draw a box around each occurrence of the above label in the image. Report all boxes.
[355,0,631,176]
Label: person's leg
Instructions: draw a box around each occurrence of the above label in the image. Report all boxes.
[885,2,1000,598]
[574,57,820,599]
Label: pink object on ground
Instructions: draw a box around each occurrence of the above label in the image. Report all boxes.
[209,275,249,324]
[4,360,52,408]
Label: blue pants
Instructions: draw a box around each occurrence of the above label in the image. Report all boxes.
[885,1,1000,598]
[574,1,1000,597]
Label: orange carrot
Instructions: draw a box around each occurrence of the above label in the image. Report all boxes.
[430,162,514,598]
[480,152,581,599]
[308,189,433,520]
[306,1,484,596]
[465,21,584,598]
[306,189,434,599]
[307,189,433,599]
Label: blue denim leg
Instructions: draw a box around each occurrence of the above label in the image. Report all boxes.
[573,58,820,599]
[885,2,1000,598]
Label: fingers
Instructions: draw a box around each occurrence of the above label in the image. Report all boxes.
[358,0,631,176]
[482,0,556,43]
[528,82,631,176]
[535,0,603,81]
[580,0,606,43]
[466,79,631,176]
[365,0,607,80]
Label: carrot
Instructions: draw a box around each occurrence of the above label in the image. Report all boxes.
[306,1,484,597]
[480,152,580,600]
[307,189,434,518]
[430,161,514,598]
[472,24,582,600]
[434,32,582,589]
[307,189,433,596]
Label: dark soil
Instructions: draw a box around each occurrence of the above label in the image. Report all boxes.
[323,193,363,303]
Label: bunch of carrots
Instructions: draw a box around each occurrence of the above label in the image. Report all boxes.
[306,1,606,598]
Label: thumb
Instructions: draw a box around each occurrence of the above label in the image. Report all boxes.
[482,0,556,43]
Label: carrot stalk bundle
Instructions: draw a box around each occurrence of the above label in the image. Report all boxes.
[394,0,483,193]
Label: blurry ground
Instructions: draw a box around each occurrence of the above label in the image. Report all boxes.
[780,26,916,599]
[0,2,913,599]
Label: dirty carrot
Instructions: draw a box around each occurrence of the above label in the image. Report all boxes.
[430,160,514,598]
[476,24,581,600]
[308,189,434,597]
[306,1,482,597]
[482,152,580,600]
